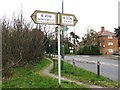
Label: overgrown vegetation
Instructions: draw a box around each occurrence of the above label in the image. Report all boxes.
[2,58,89,88]
[1,14,45,78]
[77,45,101,55]
[78,28,101,55]
[51,62,119,88]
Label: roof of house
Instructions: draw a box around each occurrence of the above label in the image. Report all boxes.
[98,30,116,36]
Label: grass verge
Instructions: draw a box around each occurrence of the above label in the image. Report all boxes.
[2,57,89,89]
[51,61,119,88]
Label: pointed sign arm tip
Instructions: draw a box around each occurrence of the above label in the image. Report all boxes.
[74,15,78,22]
[74,19,78,22]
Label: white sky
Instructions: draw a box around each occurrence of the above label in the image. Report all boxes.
[0,0,119,40]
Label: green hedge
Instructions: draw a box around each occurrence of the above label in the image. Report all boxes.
[77,45,101,55]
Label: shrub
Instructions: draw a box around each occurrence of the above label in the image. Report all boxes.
[77,45,100,55]
[1,17,45,78]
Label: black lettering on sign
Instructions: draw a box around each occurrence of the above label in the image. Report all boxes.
[45,14,51,18]
[63,16,65,19]
[41,14,43,17]
[45,14,47,17]
[65,16,72,21]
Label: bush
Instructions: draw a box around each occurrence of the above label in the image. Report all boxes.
[77,45,101,55]
[64,43,70,54]
[1,17,45,78]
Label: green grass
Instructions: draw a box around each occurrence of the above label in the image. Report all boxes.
[51,61,119,88]
[2,58,89,89]
[0,81,2,89]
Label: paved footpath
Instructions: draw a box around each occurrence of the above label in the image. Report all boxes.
[39,58,104,89]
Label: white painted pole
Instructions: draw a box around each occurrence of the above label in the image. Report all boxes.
[58,25,61,88]
[0,25,2,81]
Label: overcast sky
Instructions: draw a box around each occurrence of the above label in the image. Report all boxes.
[0,0,119,39]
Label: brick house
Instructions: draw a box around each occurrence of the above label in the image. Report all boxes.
[98,27,118,55]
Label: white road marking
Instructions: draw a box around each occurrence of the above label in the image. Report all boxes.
[81,55,90,57]
[111,55,120,58]
[70,58,118,67]
[100,62,118,67]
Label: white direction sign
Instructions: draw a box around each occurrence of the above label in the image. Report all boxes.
[36,13,56,24]
[31,10,58,25]
[60,13,78,26]
[31,10,78,26]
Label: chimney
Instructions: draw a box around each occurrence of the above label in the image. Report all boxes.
[101,26,105,32]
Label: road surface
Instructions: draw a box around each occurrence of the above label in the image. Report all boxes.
[64,55,119,82]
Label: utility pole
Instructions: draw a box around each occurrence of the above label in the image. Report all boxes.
[61,0,64,70]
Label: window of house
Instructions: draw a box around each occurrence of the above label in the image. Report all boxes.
[108,49,113,53]
[103,45,105,47]
[108,35,112,39]
[108,42,113,46]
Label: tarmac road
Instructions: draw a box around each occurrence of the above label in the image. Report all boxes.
[64,55,119,82]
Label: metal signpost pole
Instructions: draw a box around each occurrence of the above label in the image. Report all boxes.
[58,25,61,88]
[0,25,2,81]
[74,26,76,54]
[61,0,64,70]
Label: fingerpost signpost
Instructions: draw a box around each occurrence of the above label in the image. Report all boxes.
[31,10,78,88]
